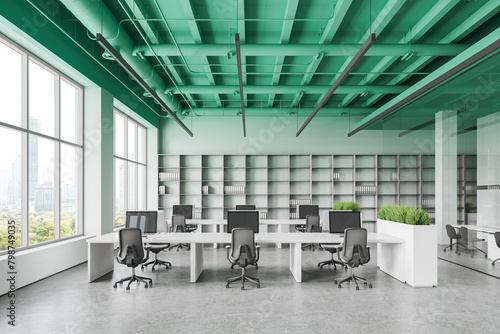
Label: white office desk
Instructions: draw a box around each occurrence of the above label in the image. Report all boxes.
[171,219,307,248]
[452,225,500,260]
[86,232,404,283]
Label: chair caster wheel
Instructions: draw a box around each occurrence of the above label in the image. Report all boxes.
[141,267,144,271]
[113,284,117,288]
[356,286,359,290]
[334,280,338,284]
[337,285,341,288]
[226,284,229,288]
[149,282,153,287]
[145,285,148,289]
[369,284,373,288]
[493,262,496,266]
[241,287,244,290]
[152,268,155,271]
[126,287,130,291]
[485,255,487,258]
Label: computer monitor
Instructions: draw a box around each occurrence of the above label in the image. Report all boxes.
[125,211,158,234]
[227,210,259,233]
[236,205,256,210]
[328,211,361,234]
[172,205,193,219]
[298,205,319,219]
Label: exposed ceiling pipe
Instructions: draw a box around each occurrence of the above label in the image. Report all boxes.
[133,43,468,57]
[165,85,409,95]
[58,0,182,114]
[188,107,375,116]
[235,33,246,137]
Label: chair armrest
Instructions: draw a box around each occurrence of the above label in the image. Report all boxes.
[226,245,231,260]
[255,245,260,262]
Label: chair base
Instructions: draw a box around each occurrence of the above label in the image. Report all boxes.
[318,258,347,270]
[226,267,260,290]
[334,273,372,290]
[302,243,322,251]
[443,241,467,253]
[141,257,172,271]
[457,245,487,258]
[169,243,190,251]
[492,258,500,266]
[231,262,257,269]
[113,268,152,290]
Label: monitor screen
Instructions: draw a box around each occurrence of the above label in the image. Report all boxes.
[125,211,158,234]
[227,210,259,233]
[172,205,193,219]
[236,205,256,210]
[298,205,319,219]
[328,211,361,234]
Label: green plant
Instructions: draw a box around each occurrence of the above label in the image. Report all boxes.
[465,201,477,213]
[333,201,360,212]
[378,204,430,225]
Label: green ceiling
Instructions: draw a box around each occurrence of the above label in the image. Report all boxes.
[4,0,500,132]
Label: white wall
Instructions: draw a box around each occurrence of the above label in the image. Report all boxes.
[160,116,436,155]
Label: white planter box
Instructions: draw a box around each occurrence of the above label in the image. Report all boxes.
[377,219,437,287]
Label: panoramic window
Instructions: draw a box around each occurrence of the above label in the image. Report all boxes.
[0,36,83,252]
[114,109,147,226]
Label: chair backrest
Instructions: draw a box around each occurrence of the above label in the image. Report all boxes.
[340,228,370,267]
[305,214,320,232]
[172,214,186,232]
[494,232,500,248]
[446,224,460,239]
[459,226,471,243]
[117,228,145,266]
[229,228,257,265]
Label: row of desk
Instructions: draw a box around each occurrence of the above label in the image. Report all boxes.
[452,224,500,260]
[87,219,407,284]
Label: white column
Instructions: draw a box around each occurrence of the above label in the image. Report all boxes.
[84,87,114,236]
[477,111,500,229]
[435,110,457,244]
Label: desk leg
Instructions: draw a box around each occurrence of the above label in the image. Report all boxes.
[289,242,302,282]
[212,224,218,248]
[88,243,114,282]
[276,224,282,249]
[190,242,204,282]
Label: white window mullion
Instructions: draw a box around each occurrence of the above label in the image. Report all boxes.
[21,132,29,248]
[54,141,61,239]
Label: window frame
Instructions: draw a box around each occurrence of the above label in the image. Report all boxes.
[0,34,84,254]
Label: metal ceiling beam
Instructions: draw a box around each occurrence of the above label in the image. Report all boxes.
[237,0,248,107]
[166,84,408,95]
[268,0,300,107]
[296,34,376,137]
[363,0,500,107]
[350,27,500,136]
[180,0,221,107]
[123,0,197,107]
[96,34,193,136]
[133,43,468,57]
[319,0,353,44]
[235,33,246,136]
[340,0,460,108]
[321,0,406,108]
[58,0,182,114]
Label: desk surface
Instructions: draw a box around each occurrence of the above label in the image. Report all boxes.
[452,225,500,234]
[167,219,306,225]
[87,231,404,244]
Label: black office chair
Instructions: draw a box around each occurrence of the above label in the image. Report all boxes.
[334,228,372,290]
[226,228,260,290]
[141,242,172,271]
[301,214,321,251]
[113,228,152,290]
[169,214,193,251]
[443,224,466,253]
[458,226,487,258]
[492,232,500,266]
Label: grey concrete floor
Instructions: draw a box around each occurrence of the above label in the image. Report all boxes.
[1,245,500,334]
